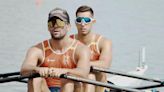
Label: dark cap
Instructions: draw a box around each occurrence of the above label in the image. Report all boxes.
[48,8,70,23]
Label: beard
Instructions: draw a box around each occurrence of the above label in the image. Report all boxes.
[51,34,65,40]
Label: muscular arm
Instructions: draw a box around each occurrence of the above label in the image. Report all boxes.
[90,38,112,68]
[67,45,90,78]
[20,46,43,76]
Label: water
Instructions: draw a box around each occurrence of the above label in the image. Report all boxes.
[0,0,164,91]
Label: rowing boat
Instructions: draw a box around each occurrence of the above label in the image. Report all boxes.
[106,47,159,92]
[107,62,148,87]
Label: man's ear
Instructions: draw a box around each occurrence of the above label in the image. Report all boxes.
[92,19,96,23]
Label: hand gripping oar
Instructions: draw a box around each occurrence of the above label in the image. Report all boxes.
[91,66,164,84]
[0,73,142,92]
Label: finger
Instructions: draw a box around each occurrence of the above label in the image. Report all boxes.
[45,69,49,77]
[39,69,44,77]
[48,68,53,74]
[42,69,46,77]
[55,72,61,78]
[48,68,54,77]
[52,70,57,77]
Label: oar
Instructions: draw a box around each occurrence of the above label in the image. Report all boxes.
[1,66,163,84]
[91,66,164,84]
[17,79,28,83]
[60,74,143,92]
[0,73,142,92]
[0,72,20,78]
[0,73,40,83]
[134,83,164,90]
[0,72,28,83]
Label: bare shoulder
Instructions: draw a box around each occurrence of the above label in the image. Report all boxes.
[75,41,90,56]
[76,41,90,53]
[99,36,112,47]
[74,41,90,65]
[26,43,43,58]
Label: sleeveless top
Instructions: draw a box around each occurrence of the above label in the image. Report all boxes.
[70,34,102,61]
[40,39,78,87]
[70,35,108,92]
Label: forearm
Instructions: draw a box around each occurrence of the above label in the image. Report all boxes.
[90,60,111,68]
[67,67,89,78]
[20,65,38,76]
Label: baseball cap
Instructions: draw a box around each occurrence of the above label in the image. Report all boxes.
[48,8,69,22]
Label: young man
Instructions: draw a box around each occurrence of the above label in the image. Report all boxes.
[71,5,112,92]
[21,8,90,92]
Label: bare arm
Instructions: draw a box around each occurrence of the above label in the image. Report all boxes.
[90,38,112,68]
[20,46,43,76]
[67,45,90,78]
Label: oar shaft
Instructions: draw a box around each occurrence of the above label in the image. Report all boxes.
[0,72,20,78]
[0,73,40,83]
[0,73,142,92]
[61,74,142,92]
[92,66,162,84]
[134,84,164,89]
[17,80,28,83]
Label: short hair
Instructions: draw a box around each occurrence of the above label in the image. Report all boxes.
[76,5,94,17]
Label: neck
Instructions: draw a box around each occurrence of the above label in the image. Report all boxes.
[77,32,94,45]
[50,36,71,52]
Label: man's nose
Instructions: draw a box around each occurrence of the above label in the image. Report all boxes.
[81,23,85,26]
[54,23,58,27]
[81,19,86,26]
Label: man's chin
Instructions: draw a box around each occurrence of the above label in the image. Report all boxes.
[52,35,65,40]
[81,30,90,35]
[81,32,89,36]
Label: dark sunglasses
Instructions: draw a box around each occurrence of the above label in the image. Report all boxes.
[48,17,67,28]
[75,17,93,24]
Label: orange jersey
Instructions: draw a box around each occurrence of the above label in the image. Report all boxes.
[40,39,78,87]
[70,34,102,61]
[70,35,108,92]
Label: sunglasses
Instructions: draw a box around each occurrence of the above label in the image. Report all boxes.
[48,17,67,28]
[75,17,93,24]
